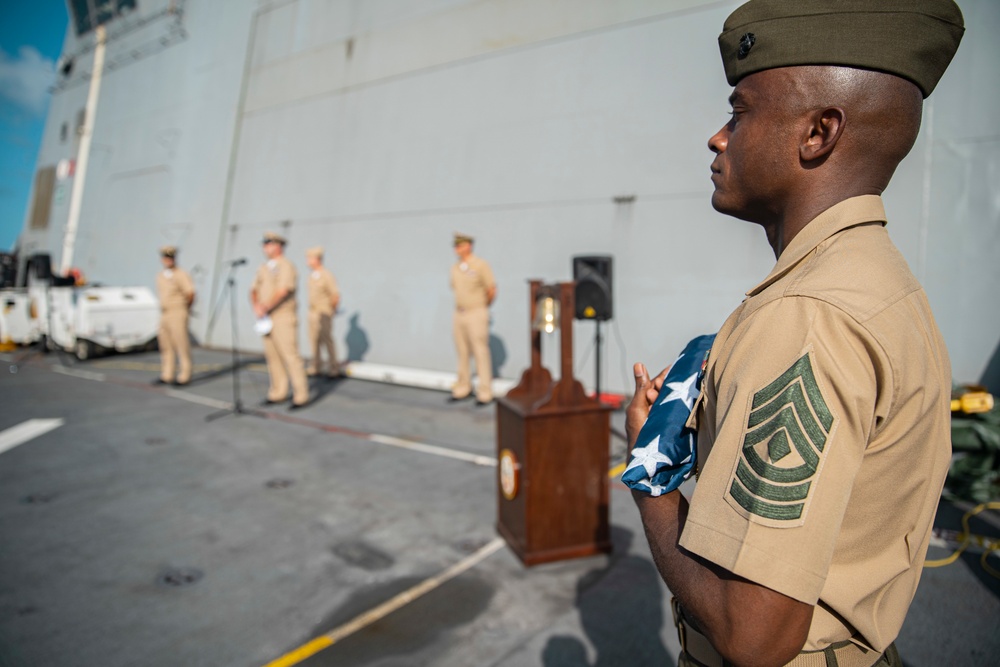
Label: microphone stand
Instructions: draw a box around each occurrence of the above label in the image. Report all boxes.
[206,260,265,421]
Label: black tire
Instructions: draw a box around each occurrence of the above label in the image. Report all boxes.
[75,339,93,361]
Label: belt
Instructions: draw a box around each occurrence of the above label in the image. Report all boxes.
[671,597,886,667]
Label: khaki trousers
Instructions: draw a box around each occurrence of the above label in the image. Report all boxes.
[452,306,492,401]
[307,310,337,375]
[678,644,900,667]
[263,313,310,404]
[158,308,191,383]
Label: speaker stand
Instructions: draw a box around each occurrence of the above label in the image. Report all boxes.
[594,319,603,404]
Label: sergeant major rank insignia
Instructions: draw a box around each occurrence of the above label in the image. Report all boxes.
[726,351,837,526]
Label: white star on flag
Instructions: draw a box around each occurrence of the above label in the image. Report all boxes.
[625,435,674,478]
[660,367,700,410]
[622,333,715,497]
[637,479,669,496]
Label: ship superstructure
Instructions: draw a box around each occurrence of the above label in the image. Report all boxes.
[17,0,1000,392]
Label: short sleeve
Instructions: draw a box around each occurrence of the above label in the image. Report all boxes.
[479,259,496,290]
[327,272,339,298]
[679,296,882,604]
[178,270,194,297]
[279,260,296,293]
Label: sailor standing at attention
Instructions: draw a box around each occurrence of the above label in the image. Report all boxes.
[251,232,311,409]
[305,246,341,378]
[154,245,195,386]
[625,1,964,665]
[449,233,496,406]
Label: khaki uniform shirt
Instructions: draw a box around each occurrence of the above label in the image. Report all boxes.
[252,256,297,318]
[307,267,339,316]
[156,268,194,312]
[679,196,951,652]
[450,254,495,311]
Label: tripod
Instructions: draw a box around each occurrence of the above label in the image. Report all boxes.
[206,260,265,421]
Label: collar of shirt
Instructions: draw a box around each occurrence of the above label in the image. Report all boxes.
[163,269,173,278]
[746,195,887,297]
[267,259,277,270]
[312,270,321,279]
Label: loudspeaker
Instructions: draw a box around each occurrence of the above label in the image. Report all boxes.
[26,253,53,282]
[573,255,612,321]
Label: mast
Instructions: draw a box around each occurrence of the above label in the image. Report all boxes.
[60,23,106,276]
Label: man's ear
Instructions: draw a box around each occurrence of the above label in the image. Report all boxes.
[801,107,845,162]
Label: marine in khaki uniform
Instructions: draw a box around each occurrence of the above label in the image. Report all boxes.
[624,1,964,665]
[251,232,310,409]
[154,246,195,386]
[449,233,496,405]
[305,246,341,377]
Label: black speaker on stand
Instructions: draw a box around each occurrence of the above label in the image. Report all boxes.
[573,255,612,402]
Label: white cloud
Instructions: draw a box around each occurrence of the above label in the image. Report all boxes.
[0,46,56,115]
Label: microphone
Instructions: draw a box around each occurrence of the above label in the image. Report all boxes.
[228,258,247,266]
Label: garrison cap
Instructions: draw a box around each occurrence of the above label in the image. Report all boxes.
[719,0,965,98]
[453,232,474,246]
[262,231,287,245]
[305,246,324,258]
[159,245,177,258]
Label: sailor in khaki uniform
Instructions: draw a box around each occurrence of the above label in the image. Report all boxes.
[624,1,964,665]
[251,232,310,409]
[305,246,340,377]
[154,246,195,386]
[449,233,496,405]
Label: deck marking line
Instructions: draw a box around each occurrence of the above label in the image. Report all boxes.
[52,365,106,382]
[368,433,497,467]
[263,537,505,667]
[44,361,497,468]
[263,636,334,667]
[164,389,233,410]
[263,411,496,468]
[608,461,626,478]
[0,419,65,456]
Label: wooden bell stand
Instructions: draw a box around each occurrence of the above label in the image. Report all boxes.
[495,280,614,566]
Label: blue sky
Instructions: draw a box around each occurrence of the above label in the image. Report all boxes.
[0,0,68,252]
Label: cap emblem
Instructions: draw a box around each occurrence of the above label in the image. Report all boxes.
[738,32,755,59]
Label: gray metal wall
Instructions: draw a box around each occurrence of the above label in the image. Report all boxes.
[20,0,1000,394]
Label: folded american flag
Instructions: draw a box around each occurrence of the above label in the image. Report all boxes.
[622,334,716,496]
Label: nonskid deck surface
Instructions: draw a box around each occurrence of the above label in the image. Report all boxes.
[0,348,995,667]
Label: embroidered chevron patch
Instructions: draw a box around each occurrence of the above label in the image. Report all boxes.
[727,352,836,524]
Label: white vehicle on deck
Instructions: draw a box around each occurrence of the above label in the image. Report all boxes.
[36,285,160,360]
[0,289,40,346]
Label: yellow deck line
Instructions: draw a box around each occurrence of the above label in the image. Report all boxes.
[262,537,505,667]
[265,460,628,667]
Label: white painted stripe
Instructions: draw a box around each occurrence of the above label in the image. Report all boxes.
[324,537,504,644]
[368,433,497,467]
[44,361,496,468]
[0,419,65,456]
[52,365,106,382]
[164,389,233,410]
